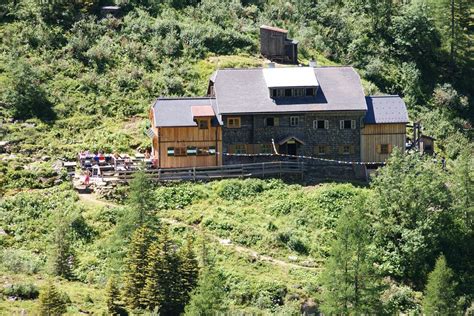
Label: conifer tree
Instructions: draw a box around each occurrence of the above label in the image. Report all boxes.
[122,226,155,310]
[106,276,127,315]
[179,236,199,308]
[141,226,182,314]
[117,170,159,239]
[184,265,227,315]
[38,281,68,316]
[423,255,458,314]
[320,198,383,314]
[50,211,75,280]
[127,170,156,226]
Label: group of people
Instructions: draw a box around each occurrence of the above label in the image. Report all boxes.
[79,149,155,186]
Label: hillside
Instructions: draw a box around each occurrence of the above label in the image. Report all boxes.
[0,0,473,314]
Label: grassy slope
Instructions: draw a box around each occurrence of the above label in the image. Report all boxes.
[0,179,365,314]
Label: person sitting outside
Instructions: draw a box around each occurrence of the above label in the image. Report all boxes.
[93,152,100,164]
[98,151,105,163]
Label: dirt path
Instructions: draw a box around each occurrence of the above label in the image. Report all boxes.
[77,193,320,271]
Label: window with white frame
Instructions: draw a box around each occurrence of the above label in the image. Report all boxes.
[290,116,299,127]
[340,120,356,129]
[313,120,329,129]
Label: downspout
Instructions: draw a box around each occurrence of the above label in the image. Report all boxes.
[158,127,161,168]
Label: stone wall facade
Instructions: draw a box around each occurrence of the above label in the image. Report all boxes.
[221,111,365,165]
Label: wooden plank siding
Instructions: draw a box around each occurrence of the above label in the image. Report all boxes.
[157,128,222,169]
[150,108,222,168]
[361,123,406,162]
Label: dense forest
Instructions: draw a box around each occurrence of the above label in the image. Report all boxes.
[0,0,472,314]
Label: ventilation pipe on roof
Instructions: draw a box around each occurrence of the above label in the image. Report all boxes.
[309,59,317,67]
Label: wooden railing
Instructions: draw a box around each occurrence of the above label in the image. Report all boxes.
[110,161,305,182]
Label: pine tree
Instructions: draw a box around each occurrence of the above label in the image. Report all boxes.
[117,170,159,238]
[106,276,127,315]
[178,236,199,309]
[449,147,473,229]
[122,226,155,310]
[127,170,156,226]
[184,265,227,315]
[50,211,75,280]
[141,226,182,315]
[320,198,383,314]
[38,281,68,316]
[426,0,472,80]
[423,255,458,314]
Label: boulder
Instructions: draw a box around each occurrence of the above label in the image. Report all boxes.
[300,299,318,316]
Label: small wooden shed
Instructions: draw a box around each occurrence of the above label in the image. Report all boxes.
[260,25,298,64]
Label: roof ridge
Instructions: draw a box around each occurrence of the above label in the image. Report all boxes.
[157,96,215,100]
[316,65,354,68]
[216,65,356,71]
[367,95,401,98]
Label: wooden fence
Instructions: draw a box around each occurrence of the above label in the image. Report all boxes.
[109,161,305,182]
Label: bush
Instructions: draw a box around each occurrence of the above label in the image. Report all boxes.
[277,232,309,255]
[155,183,206,210]
[0,249,44,274]
[2,283,40,300]
[287,236,309,255]
[215,179,283,200]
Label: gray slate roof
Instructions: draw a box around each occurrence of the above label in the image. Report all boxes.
[213,66,367,114]
[364,96,409,124]
[152,97,217,127]
[151,68,409,128]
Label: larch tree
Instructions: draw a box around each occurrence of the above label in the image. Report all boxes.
[118,170,159,236]
[50,211,75,280]
[425,0,473,81]
[423,255,458,314]
[38,281,68,316]
[178,236,199,309]
[184,264,227,316]
[105,276,127,315]
[319,196,383,314]
[141,226,182,314]
[122,226,155,310]
[448,147,473,229]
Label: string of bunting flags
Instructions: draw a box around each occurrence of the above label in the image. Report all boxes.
[157,131,384,165]
[200,139,385,166]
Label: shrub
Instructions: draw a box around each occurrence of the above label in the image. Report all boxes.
[155,183,206,210]
[216,179,283,200]
[287,236,309,255]
[0,249,44,274]
[3,283,40,300]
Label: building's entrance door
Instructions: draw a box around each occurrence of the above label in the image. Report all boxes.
[287,143,297,155]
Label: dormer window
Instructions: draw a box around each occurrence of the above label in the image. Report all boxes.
[269,87,317,99]
[197,119,209,129]
[263,67,320,99]
[294,88,305,97]
[271,89,284,98]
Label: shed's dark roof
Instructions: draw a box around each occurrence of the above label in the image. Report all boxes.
[213,66,367,114]
[260,25,288,33]
[364,96,409,124]
[152,97,217,127]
